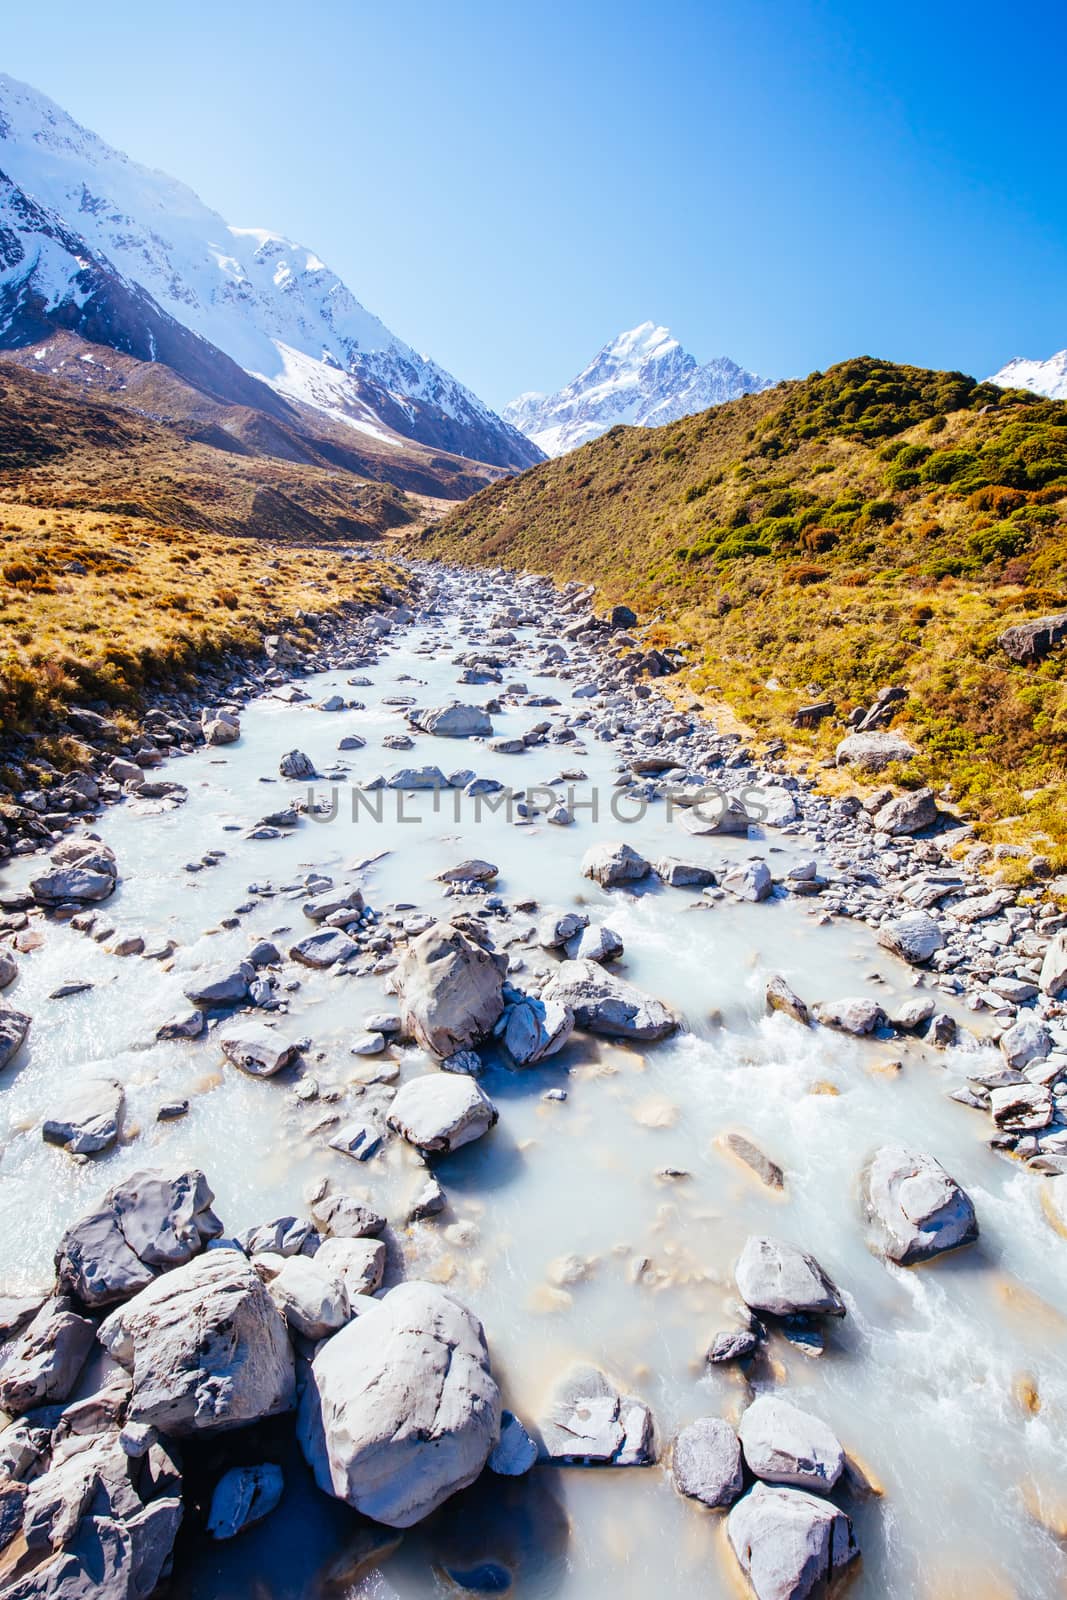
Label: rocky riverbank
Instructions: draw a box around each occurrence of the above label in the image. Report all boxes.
[0,560,1066,1598]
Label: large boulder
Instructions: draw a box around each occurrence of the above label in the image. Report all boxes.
[30,840,119,906]
[387,1074,498,1155]
[671,1417,743,1507]
[877,910,944,966]
[735,1236,846,1319]
[862,1146,978,1265]
[581,841,650,887]
[410,704,493,738]
[56,1169,224,1307]
[0,1296,95,1414]
[397,922,505,1058]
[727,1482,858,1600]
[98,1250,295,1436]
[298,1281,500,1527]
[538,1364,655,1466]
[541,960,680,1042]
[835,731,917,771]
[872,786,938,836]
[0,1007,30,1070]
[737,1396,844,1491]
[998,611,1067,664]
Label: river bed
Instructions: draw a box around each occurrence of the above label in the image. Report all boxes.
[1,570,1065,1599]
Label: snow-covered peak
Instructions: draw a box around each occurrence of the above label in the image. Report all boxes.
[505,323,771,455]
[988,350,1067,402]
[0,73,541,469]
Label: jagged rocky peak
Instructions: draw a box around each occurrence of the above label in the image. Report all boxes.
[505,320,771,456]
[0,73,541,470]
[988,349,1067,402]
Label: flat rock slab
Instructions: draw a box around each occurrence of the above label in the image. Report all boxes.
[538,1364,655,1466]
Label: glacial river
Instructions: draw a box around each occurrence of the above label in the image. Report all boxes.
[2,574,1065,1599]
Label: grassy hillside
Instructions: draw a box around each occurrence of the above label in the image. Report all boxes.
[420,358,1067,853]
[0,360,408,764]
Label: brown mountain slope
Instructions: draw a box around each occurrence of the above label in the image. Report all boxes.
[420,357,1067,855]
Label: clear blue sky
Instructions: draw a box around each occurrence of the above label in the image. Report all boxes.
[4,0,1066,410]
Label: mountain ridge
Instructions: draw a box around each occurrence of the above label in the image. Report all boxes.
[0,73,542,473]
[989,350,1067,402]
[504,320,771,455]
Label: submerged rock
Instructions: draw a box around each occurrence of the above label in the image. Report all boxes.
[298,1281,500,1527]
[727,1482,858,1600]
[862,1146,978,1265]
[489,1410,538,1476]
[42,1077,124,1155]
[207,1463,284,1540]
[735,1236,846,1320]
[99,1249,295,1436]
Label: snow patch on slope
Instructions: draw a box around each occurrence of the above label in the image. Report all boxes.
[988,351,1067,403]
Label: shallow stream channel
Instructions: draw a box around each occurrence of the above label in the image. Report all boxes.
[1,565,1065,1600]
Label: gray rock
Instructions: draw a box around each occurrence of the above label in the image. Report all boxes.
[671,1417,743,1507]
[564,924,624,963]
[539,1363,654,1465]
[156,1008,205,1041]
[877,910,944,965]
[1000,1016,1052,1070]
[42,1078,124,1155]
[872,786,938,835]
[542,959,680,1041]
[727,1482,858,1600]
[890,996,936,1031]
[183,960,254,1007]
[99,1249,295,1436]
[315,1237,385,1298]
[654,857,716,888]
[835,731,917,771]
[0,949,17,990]
[387,1074,498,1155]
[56,1168,223,1307]
[407,1176,447,1222]
[385,765,450,790]
[489,1409,538,1476]
[812,997,886,1035]
[398,921,505,1058]
[998,611,1067,664]
[581,841,650,887]
[266,1254,350,1340]
[204,713,240,745]
[238,1216,317,1258]
[410,703,493,738]
[0,1007,30,1069]
[279,749,316,779]
[735,1236,846,1319]
[738,1396,844,1491]
[30,840,119,906]
[765,976,810,1026]
[220,1022,300,1078]
[0,1296,95,1414]
[207,1463,284,1540]
[310,1194,385,1239]
[862,1146,978,1265]
[500,995,574,1064]
[298,1281,500,1527]
[536,911,589,949]
[1040,932,1067,997]
[677,796,750,836]
[289,930,358,967]
[436,859,499,884]
[722,859,773,902]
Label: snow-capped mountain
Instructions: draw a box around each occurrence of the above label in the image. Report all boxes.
[505,322,772,455]
[0,74,541,470]
[988,350,1067,402]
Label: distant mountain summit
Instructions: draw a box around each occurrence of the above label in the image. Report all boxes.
[988,350,1067,402]
[504,321,771,455]
[0,73,541,471]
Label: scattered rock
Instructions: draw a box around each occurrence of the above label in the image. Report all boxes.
[539,1363,654,1466]
[727,1482,858,1600]
[862,1146,978,1265]
[671,1417,743,1508]
[737,1395,844,1491]
[220,1022,300,1078]
[387,1074,498,1155]
[542,959,680,1041]
[42,1077,124,1155]
[398,921,505,1058]
[735,1236,846,1319]
[581,841,650,887]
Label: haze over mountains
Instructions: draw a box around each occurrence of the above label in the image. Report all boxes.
[504,321,772,455]
[0,73,541,475]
